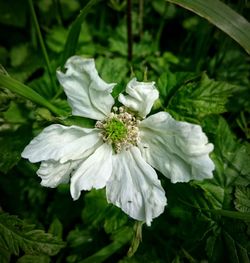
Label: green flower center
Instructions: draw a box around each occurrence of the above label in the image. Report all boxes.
[105,118,127,142]
[95,107,140,153]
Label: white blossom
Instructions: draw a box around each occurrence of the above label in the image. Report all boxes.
[22,56,215,226]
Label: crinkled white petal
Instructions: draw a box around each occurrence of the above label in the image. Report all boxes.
[21,124,101,163]
[106,146,167,226]
[70,143,113,200]
[37,160,81,188]
[57,56,116,120]
[138,112,215,183]
[118,78,159,118]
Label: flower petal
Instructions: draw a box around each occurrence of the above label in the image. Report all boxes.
[37,160,80,188]
[70,143,113,200]
[138,112,215,183]
[21,124,101,163]
[118,78,159,118]
[106,146,166,226]
[57,56,116,120]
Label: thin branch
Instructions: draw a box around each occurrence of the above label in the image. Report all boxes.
[127,0,133,61]
[28,0,57,92]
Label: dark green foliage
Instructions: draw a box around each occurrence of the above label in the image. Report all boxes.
[0,0,249,262]
[0,129,29,173]
[0,213,65,259]
[167,74,239,119]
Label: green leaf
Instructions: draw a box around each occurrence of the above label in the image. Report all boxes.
[168,73,238,119]
[165,0,250,54]
[67,228,93,249]
[157,70,177,100]
[0,0,27,27]
[209,209,250,221]
[0,212,65,256]
[193,181,225,210]
[7,45,43,83]
[234,186,250,213]
[0,246,10,263]
[16,255,50,263]
[0,127,31,173]
[206,226,250,263]
[3,101,27,124]
[60,0,101,67]
[95,56,128,95]
[95,56,128,99]
[48,217,63,239]
[82,190,128,233]
[79,227,133,263]
[223,231,250,263]
[10,44,29,67]
[203,116,250,186]
[206,231,221,262]
[0,74,65,116]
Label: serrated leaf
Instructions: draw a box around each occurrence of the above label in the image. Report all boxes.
[193,181,225,210]
[157,71,176,100]
[235,186,250,213]
[0,212,65,256]
[203,116,250,187]
[168,73,238,118]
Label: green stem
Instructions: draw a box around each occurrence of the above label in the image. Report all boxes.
[139,0,144,39]
[28,0,57,92]
[53,0,63,26]
[155,4,167,50]
[127,0,133,61]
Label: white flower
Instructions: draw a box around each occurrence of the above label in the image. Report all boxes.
[21,56,215,226]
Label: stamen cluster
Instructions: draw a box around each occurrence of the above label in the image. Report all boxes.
[95,106,140,153]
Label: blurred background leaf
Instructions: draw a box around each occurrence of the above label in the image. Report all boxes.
[166,0,250,54]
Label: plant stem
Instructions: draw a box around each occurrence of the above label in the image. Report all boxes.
[139,0,144,39]
[28,0,57,93]
[127,0,133,61]
[155,4,167,50]
[53,0,63,26]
